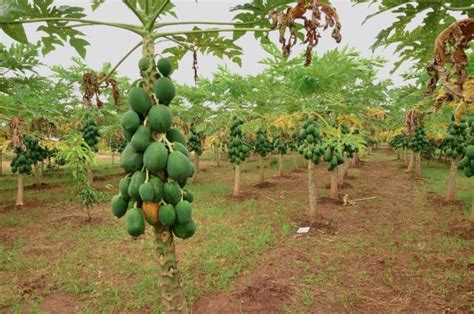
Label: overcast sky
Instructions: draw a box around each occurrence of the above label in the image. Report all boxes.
[2,0,411,86]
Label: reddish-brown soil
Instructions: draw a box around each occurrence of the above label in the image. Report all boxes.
[193,150,474,312]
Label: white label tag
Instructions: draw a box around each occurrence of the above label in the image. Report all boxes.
[297,227,310,234]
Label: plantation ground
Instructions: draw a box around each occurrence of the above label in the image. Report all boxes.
[0,147,473,312]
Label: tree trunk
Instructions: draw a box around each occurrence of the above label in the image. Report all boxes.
[153,226,188,313]
[191,154,199,182]
[415,152,422,177]
[293,153,298,170]
[330,170,339,200]
[406,150,414,172]
[259,155,265,184]
[233,165,241,196]
[338,161,349,186]
[445,158,457,202]
[41,160,45,172]
[111,152,115,165]
[216,146,221,167]
[278,154,283,177]
[16,173,24,206]
[33,164,41,187]
[470,196,474,223]
[0,151,3,176]
[352,153,359,166]
[403,148,408,166]
[397,150,401,160]
[87,167,94,184]
[308,162,317,223]
[367,146,372,154]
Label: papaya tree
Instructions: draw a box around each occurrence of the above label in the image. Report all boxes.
[227,116,251,196]
[1,0,346,309]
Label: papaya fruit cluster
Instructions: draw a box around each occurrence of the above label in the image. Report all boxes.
[254,129,273,157]
[273,137,288,154]
[390,134,409,150]
[81,118,100,152]
[457,116,474,177]
[322,143,344,171]
[441,120,469,159]
[227,118,251,164]
[112,58,196,240]
[408,127,428,152]
[187,123,203,156]
[10,135,47,175]
[297,119,323,164]
[342,142,358,158]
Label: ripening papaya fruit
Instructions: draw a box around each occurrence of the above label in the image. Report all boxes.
[121,110,141,133]
[175,200,192,224]
[154,77,175,105]
[149,176,164,202]
[159,204,176,226]
[163,181,181,205]
[167,151,192,182]
[131,125,151,152]
[143,202,159,226]
[121,144,143,173]
[157,58,172,77]
[139,182,155,202]
[111,195,128,218]
[148,105,172,133]
[127,207,145,237]
[166,128,186,146]
[143,142,168,173]
[173,220,196,239]
[128,171,146,200]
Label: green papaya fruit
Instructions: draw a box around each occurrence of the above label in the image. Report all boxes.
[157,58,172,77]
[173,220,196,239]
[183,189,194,203]
[159,204,176,226]
[119,177,131,201]
[166,128,186,146]
[175,200,192,224]
[121,110,141,132]
[121,144,143,173]
[130,125,151,152]
[163,181,181,205]
[154,77,175,105]
[143,142,168,173]
[148,105,172,133]
[167,151,192,182]
[149,176,164,201]
[138,58,150,71]
[111,195,128,218]
[127,207,145,237]
[128,171,146,200]
[466,146,474,159]
[128,87,151,115]
[323,148,332,162]
[172,142,189,157]
[139,182,155,202]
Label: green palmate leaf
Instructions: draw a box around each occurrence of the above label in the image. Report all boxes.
[69,37,88,58]
[1,24,27,43]
[91,0,107,11]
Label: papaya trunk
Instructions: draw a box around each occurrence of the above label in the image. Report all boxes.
[445,158,457,202]
[33,164,41,187]
[216,146,221,167]
[415,152,422,177]
[48,156,51,168]
[403,148,408,166]
[16,173,24,206]
[352,153,359,166]
[195,153,200,171]
[41,160,45,172]
[111,152,115,165]
[259,155,265,184]
[233,165,241,196]
[330,170,338,200]
[154,226,188,313]
[278,154,283,177]
[87,166,94,184]
[0,151,3,176]
[471,196,474,223]
[293,153,298,170]
[397,150,401,160]
[406,150,414,172]
[368,146,372,154]
[308,162,317,222]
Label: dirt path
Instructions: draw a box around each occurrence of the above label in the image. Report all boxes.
[193,149,473,312]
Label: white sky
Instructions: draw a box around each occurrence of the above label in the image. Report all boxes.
[2,0,411,86]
